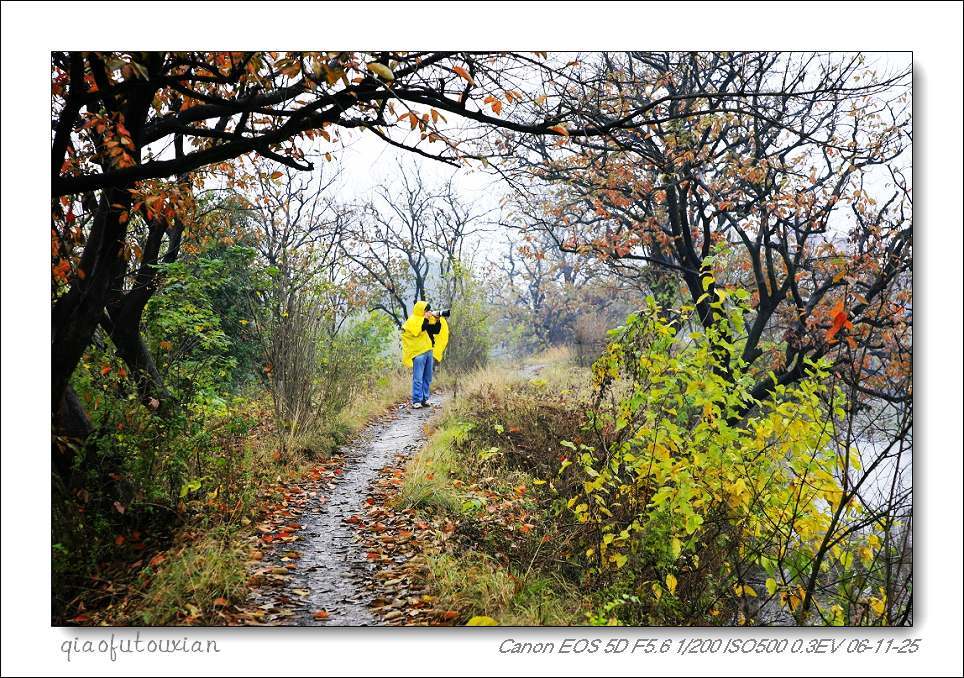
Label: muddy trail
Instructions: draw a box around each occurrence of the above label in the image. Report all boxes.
[245,399,441,626]
[242,364,546,626]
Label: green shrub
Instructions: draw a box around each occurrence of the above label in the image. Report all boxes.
[563,290,894,625]
[442,271,492,374]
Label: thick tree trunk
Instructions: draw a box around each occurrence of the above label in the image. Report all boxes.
[51,188,133,413]
[101,310,170,407]
[101,215,183,409]
[52,385,92,481]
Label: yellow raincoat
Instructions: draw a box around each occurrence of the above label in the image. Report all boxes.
[432,315,449,363]
[401,301,450,367]
[401,301,433,367]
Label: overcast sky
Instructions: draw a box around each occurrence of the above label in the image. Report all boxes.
[327,51,912,256]
[157,51,911,271]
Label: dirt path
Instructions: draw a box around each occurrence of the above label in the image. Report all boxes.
[247,399,440,626]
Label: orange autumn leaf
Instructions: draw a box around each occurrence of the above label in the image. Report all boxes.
[452,66,474,84]
[484,95,502,115]
[825,300,853,343]
[53,258,72,282]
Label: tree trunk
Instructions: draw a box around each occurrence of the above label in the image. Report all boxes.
[51,188,133,414]
[52,385,92,482]
[101,216,184,409]
[101,309,170,407]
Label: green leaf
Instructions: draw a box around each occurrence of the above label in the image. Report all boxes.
[684,512,704,535]
[179,479,202,498]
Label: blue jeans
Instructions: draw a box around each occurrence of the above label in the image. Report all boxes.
[412,350,434,404]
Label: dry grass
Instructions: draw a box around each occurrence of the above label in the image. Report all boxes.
[526,344,576,369]
[338,369,410,431]
[426,552,579,626]
[243,369,410,473]
[398,352,595,625]
[124,526,247,625]
[396,420,468,512]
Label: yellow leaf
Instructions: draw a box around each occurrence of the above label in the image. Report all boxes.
[830,604,845,626]
[869,595,886,618]
[765,578,777,596]
[367,62,395,81]
[466,615,499,626]
[665,574,678,595]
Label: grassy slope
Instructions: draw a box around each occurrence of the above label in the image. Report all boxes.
[396,349,596,625]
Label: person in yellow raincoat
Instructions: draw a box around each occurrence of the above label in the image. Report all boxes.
[401,300,449,408]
